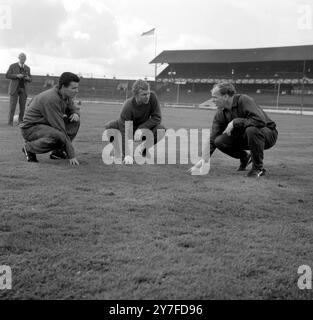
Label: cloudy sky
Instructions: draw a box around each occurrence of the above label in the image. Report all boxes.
[0,0,313,79]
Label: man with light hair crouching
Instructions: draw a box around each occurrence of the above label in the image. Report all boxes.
[104,79,166,164]
[189,82,278,178]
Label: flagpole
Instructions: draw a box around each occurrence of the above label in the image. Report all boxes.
[141,27,157,88]
[154,29,157,88]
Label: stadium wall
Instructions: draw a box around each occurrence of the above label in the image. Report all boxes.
[1,73,313,108]
[0,74,156,101]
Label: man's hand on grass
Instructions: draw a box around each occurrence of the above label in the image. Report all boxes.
[187,159,210,175]
[69,158,80,166]
[123,155,134,164]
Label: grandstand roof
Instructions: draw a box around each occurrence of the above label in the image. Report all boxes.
[151,45,313,64]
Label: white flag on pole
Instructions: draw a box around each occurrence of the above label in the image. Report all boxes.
[141,28,155,36]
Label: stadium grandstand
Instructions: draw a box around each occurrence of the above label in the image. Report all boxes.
[151,44,313,108]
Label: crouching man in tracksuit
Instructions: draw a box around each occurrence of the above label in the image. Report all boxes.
[189,82,278,178]
[104,79,166,164]
[20,72,80,165]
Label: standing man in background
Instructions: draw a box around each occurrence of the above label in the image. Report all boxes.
[6,52,32,126]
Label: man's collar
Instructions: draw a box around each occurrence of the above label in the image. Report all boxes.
[132,96,140,106]
[54,86,68,102]
[230,94,240,109]
[221,95,239,112]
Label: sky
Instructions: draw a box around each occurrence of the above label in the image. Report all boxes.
[0,0,313,79]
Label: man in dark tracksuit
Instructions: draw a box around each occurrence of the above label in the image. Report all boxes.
[20,72,81,165]
[104,79,166,164]
[210,82,278,178]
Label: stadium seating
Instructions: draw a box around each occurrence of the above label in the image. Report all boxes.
[157,60,313,80]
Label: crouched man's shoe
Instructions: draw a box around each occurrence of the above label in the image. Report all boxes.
[22,146,38,163]
[50,150,67,160]
[247,168,266,178]
[237,152,252,171]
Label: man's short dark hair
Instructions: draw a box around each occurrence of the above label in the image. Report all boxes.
[213,82,236,97]
[59,72,80,88]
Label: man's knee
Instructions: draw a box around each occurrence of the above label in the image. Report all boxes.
[245,126,262,138]
[152,124,166,142]
[45,128,67,144]
[9,94,18,107]
[214,135,226,149]
[48,131,67,149]
[104,120,120,143]
[155,124,166,130]
[151,124,166,135]
[104,119,119,130]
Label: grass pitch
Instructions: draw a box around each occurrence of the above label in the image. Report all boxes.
[0,100,313,299]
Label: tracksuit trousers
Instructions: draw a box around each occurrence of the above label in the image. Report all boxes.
[104,120,166,156]
[21,118,79,155]
[213,126,278,170]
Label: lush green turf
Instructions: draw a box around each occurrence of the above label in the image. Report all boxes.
[0,101,313,299]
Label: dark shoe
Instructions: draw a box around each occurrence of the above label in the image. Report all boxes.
[50,150,67,160]
[22,146,38,163]
[237,152,252,171]
[247,168,266,178]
